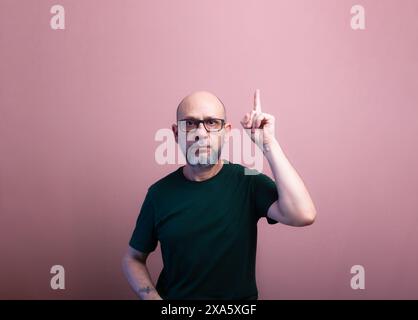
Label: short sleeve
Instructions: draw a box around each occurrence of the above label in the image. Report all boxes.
[252,171,279,224]
[129,190,158,253]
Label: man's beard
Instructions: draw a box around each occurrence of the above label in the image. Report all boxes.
[186,143,222,167]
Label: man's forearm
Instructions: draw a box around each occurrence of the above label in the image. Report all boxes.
[263,138,317,224]
[122,255,162,300]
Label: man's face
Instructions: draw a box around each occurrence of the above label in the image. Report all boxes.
[172,92,231,167]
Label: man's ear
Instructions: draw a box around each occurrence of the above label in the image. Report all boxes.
[172,123,178,143]
[223,122,232,143]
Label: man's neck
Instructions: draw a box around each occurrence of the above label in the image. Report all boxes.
[182,160,224,182]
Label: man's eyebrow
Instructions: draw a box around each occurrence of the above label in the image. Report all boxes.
[178,117,197,121]
[178,117,221,121]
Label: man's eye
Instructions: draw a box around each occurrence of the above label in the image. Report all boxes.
[207,120,215,125]
[186,120,194,126]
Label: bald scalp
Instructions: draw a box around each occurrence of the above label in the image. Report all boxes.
[176,91,226,120]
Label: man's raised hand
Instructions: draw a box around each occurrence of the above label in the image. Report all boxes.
[240,89,276,148]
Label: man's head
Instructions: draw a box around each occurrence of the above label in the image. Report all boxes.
[172,91,231,167]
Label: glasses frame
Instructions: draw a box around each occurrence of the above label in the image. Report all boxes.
[177,118,225,132]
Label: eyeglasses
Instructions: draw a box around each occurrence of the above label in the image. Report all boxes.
[178,118,225,132]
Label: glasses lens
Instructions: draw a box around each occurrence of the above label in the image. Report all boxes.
[178,120,196,131]
[204,119,223,131]
[185,119,197,131]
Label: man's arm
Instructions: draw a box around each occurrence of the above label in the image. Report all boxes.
[122,247,162,300]
[241,89,317,226]
[264,139,317,226]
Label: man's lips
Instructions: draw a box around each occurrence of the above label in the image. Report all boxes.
[195,143,210,148]
[196,146,211,153]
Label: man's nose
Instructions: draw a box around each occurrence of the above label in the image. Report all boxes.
[194,122,208,138]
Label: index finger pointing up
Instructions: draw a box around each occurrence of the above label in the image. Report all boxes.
[254,89,261,112]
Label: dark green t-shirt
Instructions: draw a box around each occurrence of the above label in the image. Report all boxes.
[129,160,279,300]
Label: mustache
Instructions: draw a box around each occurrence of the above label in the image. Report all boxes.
[193,142,211,147]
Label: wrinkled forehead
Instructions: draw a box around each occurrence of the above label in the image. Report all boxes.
[177,94,225,120]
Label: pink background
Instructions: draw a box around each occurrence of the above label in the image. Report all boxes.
[1,0,418,299]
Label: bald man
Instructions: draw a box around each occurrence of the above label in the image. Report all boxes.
[122,90,317,300]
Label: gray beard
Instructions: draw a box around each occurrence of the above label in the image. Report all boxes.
[186,146,221,167]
